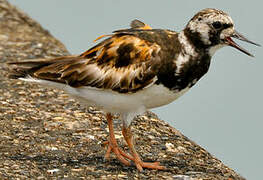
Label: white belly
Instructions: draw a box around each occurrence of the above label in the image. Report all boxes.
[68,84,189,113]
[20,77,189,113]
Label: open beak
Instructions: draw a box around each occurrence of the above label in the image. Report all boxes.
[225,30,260,57]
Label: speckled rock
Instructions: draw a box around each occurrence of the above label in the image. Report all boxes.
[0,0,245,179]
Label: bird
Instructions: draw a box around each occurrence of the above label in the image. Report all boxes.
[7,8,260,171]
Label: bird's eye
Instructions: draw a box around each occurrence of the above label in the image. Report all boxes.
[212,21,222,29]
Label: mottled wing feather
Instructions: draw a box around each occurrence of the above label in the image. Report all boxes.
[69,33,161,92]
[9,30,161,93]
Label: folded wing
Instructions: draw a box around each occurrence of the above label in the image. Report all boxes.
[8,28,161,93]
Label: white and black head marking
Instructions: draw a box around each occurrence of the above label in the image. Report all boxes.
[187,8,233,46]
[185,8,260,57]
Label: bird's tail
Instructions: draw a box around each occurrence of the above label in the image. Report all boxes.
[7,55,76,79]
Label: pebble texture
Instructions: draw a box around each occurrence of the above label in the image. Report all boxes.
[0,0,245,179]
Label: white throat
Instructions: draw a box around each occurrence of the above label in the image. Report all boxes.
[208,44,226,56]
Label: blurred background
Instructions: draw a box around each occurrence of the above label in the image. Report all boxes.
[8,0,263,179]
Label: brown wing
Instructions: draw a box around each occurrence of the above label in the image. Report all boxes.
[9,31,161,93]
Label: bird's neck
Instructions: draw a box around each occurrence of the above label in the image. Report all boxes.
[181,28,210,54]
[178,30,200,58]
[164,30,212,90]
[155,30,211,91]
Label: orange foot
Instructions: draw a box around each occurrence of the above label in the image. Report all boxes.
[103,140,133,166]
[104,140,164,171]
[122,126,165,171]
[132,158,164,171]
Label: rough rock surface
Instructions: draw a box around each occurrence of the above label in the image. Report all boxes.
[0,0,245,179]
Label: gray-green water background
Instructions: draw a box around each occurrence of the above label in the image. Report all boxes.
[8,1,263,179]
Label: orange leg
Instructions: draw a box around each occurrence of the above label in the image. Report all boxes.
[104,113,134,166]
[122,126,165,171]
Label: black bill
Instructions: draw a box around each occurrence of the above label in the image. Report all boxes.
[225,30,260,57]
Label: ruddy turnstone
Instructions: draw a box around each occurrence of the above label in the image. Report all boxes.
[8,8,260,171]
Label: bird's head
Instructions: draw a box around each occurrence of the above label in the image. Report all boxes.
[185,8,260,57]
